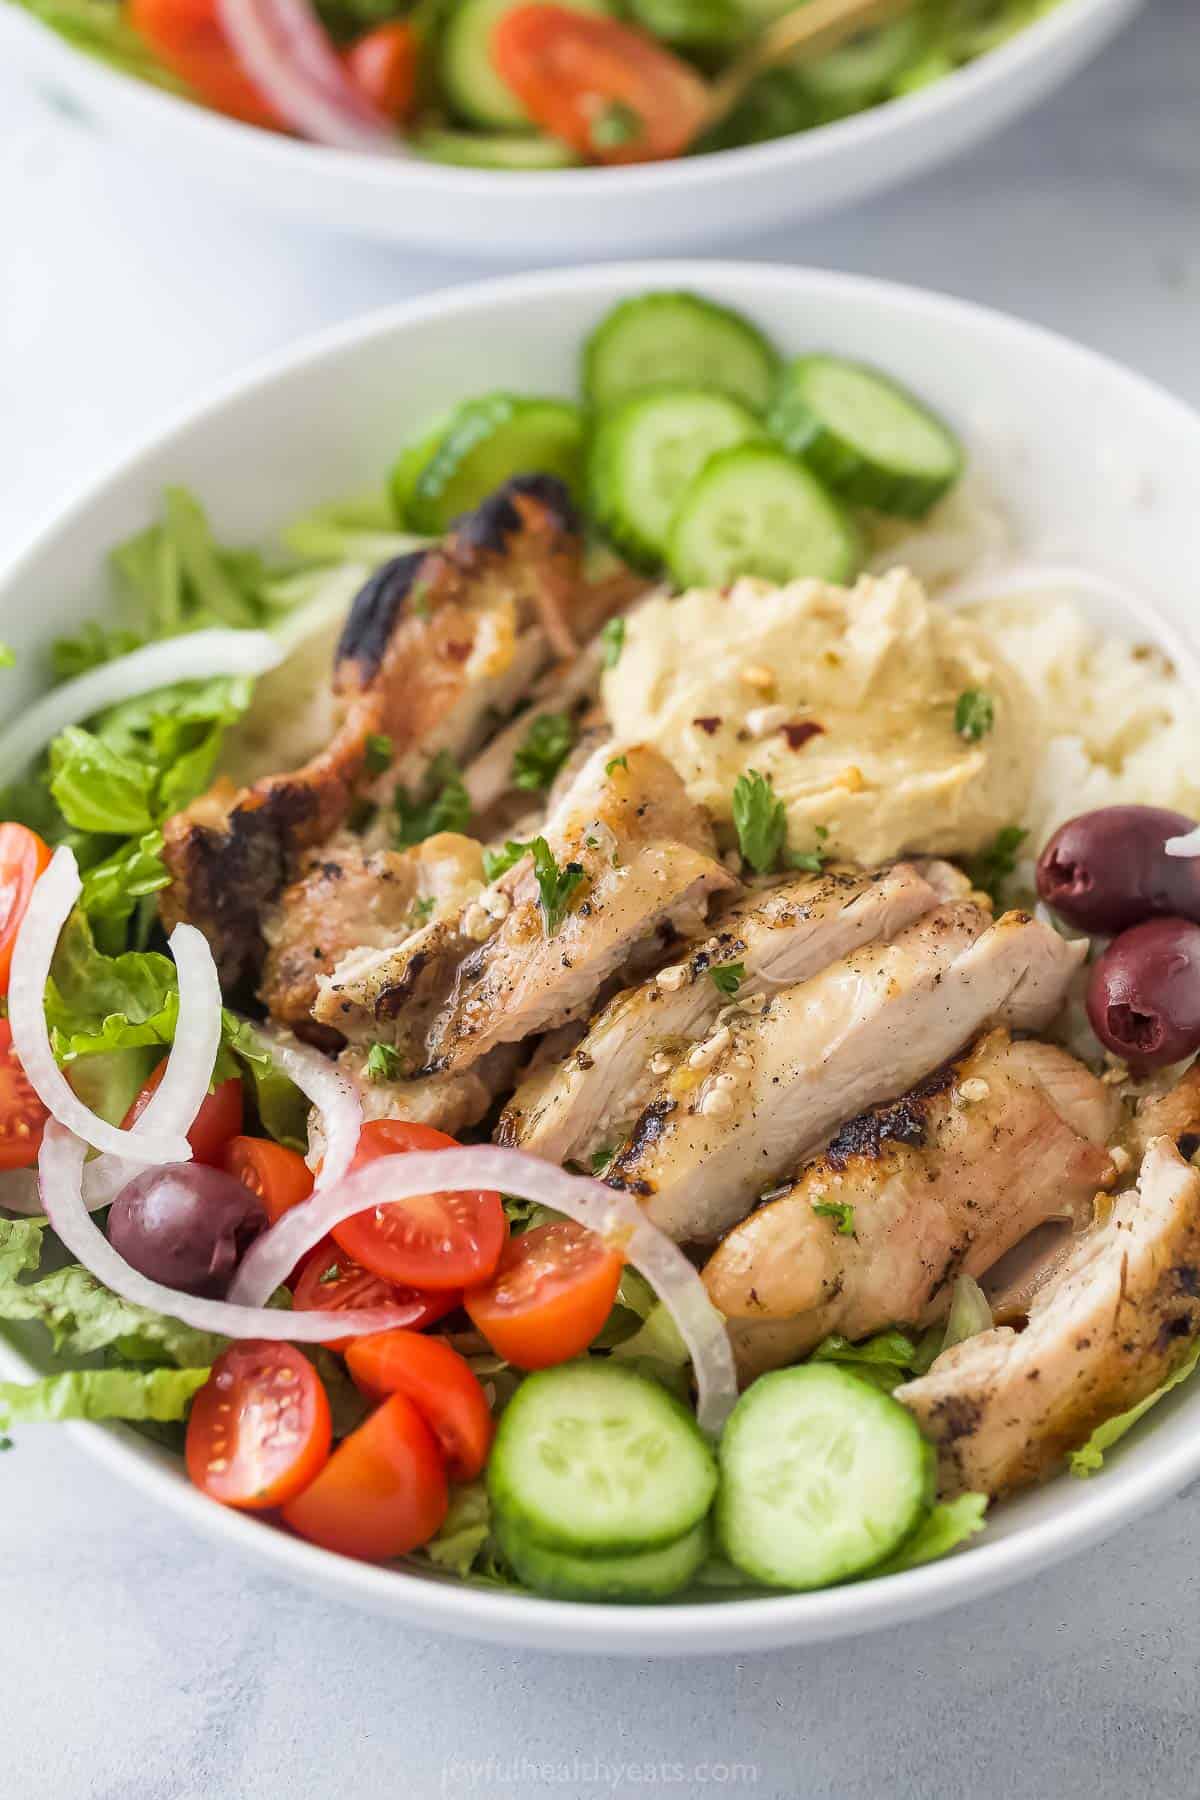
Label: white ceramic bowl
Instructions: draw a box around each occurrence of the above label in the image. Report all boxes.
[4,261,1200,1655]
[3,0,1141,257]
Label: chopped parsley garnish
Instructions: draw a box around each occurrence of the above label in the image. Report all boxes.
[530,835,585,936]
[512,712,576,792]
[605,754,628,777]
[966,824,1028,909]
[812,1199,856,1237]
[394,750,471,847]
[483,839,532,882]
[600,617,626,670]
[317,1261,343,1285]
[732,769,831,875]
[407,896,435,928]
[708,960,745,998]
[364,732,394,775]
[590,101,643,151]
[954,690,995,742]
[363,1041,403,1083]
[589,1144,616,1175]
[0,644,14,670]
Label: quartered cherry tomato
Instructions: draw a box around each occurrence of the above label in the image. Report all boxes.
[186,1340,331,1511]
[331,1119,506,1293]
[0,1019,48,1171]
[223,1135,314,1224]
[126,0,284,128]
[344,21,419,119]
[0,823,51,997]
[464,1218,623,1369]
[491,5,709,164]
[345,1330,494,1481]
[123,1060,244,1166]
[292,1238,460,1352]
[282,1391,448,1561]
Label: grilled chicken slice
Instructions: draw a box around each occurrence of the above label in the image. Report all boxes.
[337,1042,524,1140]
[160,477,637,991]
[314,744,736,1072]
[259,833,485,1039]
[898,1137,1200,1497]
[497,859,972,1167]
[608,906,1086,1245]
[704,1030,1119,1380]
[1126,1062,1200,1163]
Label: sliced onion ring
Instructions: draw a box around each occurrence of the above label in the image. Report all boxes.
[217,0,402,152]
[39,1123,416,1341]
[242,1022,362,1190]
[10,849,189,1162]
[0,630,282,790]
[229,1145,738,1436]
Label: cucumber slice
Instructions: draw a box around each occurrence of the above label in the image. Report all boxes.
[440,0,609,130]
[668,443,861,590]
[767,356,964,518]
[495,1513,711,1602]
[588,387,762,570]
[487,1361,718,1555]
[716,1365,935,1590]
[407,393,585,535]
[389,410,455,527]
[583,293,779,414]
[412,129,582,170]
[800,14,930,105]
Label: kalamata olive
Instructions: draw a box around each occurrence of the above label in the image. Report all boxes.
[107,1163,267,1297]
[1086,916,1200,1068]
[1037,806,1200,934]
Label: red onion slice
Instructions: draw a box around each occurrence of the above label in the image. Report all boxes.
[10,850,190,1163]
[230,1145,738,1436]
[0,630,282,790]
[39,1123,417,1341]
[217,0,402,153]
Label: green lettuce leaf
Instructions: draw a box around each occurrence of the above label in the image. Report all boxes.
[49,726,157,835]
[45,909,179,1063]
[808,1326,941,1392]
[872,1493,989,1575]
[0,1366,208,1429]
[420,1479,496,1579]
[1070,1337,1200,1478]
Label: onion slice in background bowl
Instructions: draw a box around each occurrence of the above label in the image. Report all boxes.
[229,1145,739,1436]
[9,848,191,1163]
[38,1122,419,1339]
[0,629,282,789]
[217,0,404,153]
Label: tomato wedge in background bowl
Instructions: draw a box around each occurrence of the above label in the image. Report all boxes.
[186,1341,331,1511]
[292,1239,461,1351]
[331,1120,506,1292]
[344,21,419,121]
[465,1218,624,1369]
[491,5,710,165]
[126,0,285,128]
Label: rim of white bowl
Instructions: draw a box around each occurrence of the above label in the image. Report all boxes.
[5,0,1138,198]
[5,259,1200,1653]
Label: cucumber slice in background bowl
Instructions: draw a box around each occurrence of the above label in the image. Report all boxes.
[668,441,862,589]
[768,354,965,517]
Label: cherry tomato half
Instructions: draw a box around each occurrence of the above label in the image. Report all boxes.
[464,1218,623,1370]
[491,5,708,164]
[344,21,419,119]
[292,1239,461,1352]
[0,824,52,998]
[345,1330,494,1481]
[0,1019,47,1171]
[123,1061,244,1166]
[186,1340,331,1511]
[331,1120,505,1293]
[126,0,284,128]
[223,1135,314,1224]
[281,1391,448,1561]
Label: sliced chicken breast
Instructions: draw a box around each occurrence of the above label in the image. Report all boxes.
[160,476,635,991]
[337,1042,524,1140]
[497,859,971,1167]
[608,907,1086,1244]
[260,832,485,1038]
[314,744,735,1073]
[898,1137,1200,1497]
[704,1029,1119,1380]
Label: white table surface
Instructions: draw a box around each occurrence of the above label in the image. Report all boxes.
[2,3,1199,1794]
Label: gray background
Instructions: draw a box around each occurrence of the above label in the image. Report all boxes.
[1,2,1198,1794]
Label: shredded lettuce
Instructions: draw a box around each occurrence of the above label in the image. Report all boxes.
[1070,1337,1200,1478]
[873,1492,989,1574]
[809,1325,942,1393]
[419,1479,498,1579]
[0,1365,208,1429]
